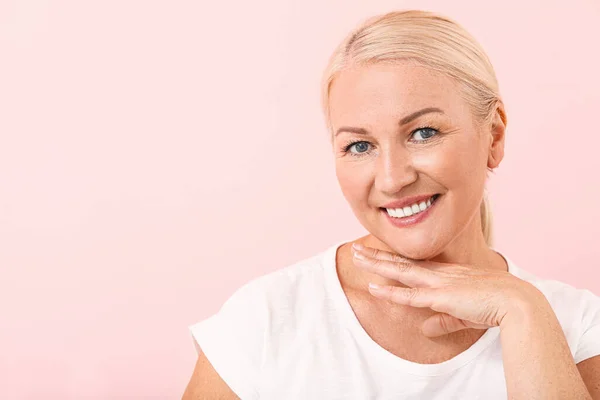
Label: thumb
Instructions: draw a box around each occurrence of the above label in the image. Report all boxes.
[421,313,490,337]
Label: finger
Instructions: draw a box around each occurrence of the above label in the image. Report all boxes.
[421,313,469,337]
[421,313,490,338]
[353,244,418,264]
[367,284,435,308]
[353,252,439,287]
[353,244,449,273]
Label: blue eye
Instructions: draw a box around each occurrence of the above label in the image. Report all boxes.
[344,141,371,154]
[411,127,439,142]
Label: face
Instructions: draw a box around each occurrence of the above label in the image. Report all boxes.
[329,62,504,260]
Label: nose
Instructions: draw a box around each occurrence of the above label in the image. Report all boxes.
[374,145,418,195]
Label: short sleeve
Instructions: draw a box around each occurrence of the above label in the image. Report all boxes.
[189,282,267,399]
[573,288,600,364]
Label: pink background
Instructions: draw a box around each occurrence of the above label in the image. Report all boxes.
[1,0,599,398]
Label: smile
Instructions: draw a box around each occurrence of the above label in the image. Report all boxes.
[384,194,440,218]
[380,194,441,227]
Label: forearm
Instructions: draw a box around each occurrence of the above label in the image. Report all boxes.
[500,288,591,400]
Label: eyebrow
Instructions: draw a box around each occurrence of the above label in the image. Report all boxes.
[334,107,445,137]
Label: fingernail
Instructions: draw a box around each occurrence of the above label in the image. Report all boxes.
[368,282,381,290]
[353,251,366,260]
[352,242,364,250]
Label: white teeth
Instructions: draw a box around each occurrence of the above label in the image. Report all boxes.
[386,195,437,219]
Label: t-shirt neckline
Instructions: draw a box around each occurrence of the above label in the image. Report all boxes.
[323,239,519,377]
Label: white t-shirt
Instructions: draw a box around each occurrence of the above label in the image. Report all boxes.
[188,240,600,399]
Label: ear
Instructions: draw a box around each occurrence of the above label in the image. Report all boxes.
[487,102,506,170]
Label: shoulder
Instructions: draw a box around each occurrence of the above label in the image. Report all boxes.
[187,242,338,397]
[190,242,334,337]
[508,259,600,364]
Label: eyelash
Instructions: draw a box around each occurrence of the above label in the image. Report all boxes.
[342,127,440,157]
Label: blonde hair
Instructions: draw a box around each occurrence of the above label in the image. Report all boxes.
[321,10,506,247]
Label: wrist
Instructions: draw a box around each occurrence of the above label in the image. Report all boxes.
[500,282,549,330]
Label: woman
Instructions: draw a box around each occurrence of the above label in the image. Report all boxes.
[183,10,600,399]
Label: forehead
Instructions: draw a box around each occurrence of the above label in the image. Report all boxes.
[328,62,469,128]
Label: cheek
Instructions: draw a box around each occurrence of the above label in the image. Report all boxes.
[452,138,489,189]
[411,148,460,188]
[335,163,371,204]
[414,139,485,189]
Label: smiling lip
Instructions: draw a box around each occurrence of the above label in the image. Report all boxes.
[381,194,440,228]
[380,194,438,209]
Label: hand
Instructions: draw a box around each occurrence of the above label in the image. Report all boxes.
[351,243,544,337]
